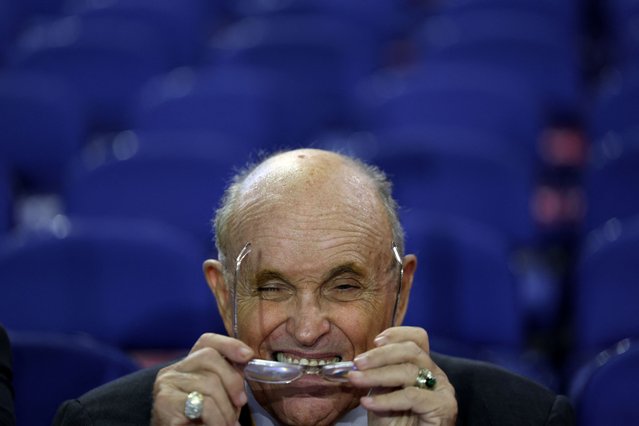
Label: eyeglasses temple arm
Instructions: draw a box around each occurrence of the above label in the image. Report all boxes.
[390,242,403,327]
[233,242,252,338]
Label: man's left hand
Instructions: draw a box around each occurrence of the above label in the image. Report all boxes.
[348,326,457,426]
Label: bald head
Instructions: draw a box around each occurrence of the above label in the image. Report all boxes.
[213,149,403,271]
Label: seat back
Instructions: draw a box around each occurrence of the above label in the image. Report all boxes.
[570,339,639,425]
[0,218,220,349]
[9,331,139,426]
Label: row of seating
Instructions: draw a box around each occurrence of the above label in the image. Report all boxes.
[1,208,636,363]
[4,209,638,424]
[0,0,637,423]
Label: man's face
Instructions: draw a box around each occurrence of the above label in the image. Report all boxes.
[234,230,398,425]
[218,154,405,425]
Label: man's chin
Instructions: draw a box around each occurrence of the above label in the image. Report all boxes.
[252,382,362,426]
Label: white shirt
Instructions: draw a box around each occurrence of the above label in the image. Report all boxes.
[246,382,368,426]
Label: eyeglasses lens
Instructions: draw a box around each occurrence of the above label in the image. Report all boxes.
[243,359,357,384]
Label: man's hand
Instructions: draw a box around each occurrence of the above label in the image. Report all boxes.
[151,333,254,426]
[348,327,457,426]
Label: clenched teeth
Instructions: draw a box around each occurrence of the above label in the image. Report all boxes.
[275,352,342,366]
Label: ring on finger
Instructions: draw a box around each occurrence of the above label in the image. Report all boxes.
[184,391,204,420]
[414,367,437,390]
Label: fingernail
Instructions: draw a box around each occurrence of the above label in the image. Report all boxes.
[239,347,253,358]
[237,391,247,406]
[361,396,373,406]
[374,335,387,346]
[349,371,363,381]
[354,354,368,368]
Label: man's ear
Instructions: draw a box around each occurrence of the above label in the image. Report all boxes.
[203,259,233,335]
[394,254,417,326]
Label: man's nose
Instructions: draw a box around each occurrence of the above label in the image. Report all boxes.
[286,292,331,346]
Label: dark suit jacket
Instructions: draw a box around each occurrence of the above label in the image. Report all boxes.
[53,353,574,425]
[0,326,15,426]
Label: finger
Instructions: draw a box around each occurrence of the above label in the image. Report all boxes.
[354,340,429,371]
[349,363,420,389]
[374,326,430,352]
[201,390,239,426]
[152,386,239,426]
[157,367,248,409]
[360,385,456,418]
[190,333,254,363]
[170,348,247,407]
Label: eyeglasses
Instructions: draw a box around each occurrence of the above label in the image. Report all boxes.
[232,242,404,384]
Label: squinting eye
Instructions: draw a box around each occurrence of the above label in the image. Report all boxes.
[334,284,358,291]
[255,284,293,301]
[325,282,364,302]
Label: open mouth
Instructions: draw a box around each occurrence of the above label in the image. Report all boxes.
[274,352,343,366]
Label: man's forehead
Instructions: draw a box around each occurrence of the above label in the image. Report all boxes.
[228,150,391,252]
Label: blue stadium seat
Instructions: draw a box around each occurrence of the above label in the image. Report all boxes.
[228,0,410,40]
[0,218,220,348]
[70,0,214,65]
[607,0,639,66]
[208,16,378,143]
[0,0,21,64]
[355,62,543,149]
[402,212,524,348]
[429,0,578,31]
[370,133,536,244]
[416,8,580,113]
[9,331,139,426]
[134,66,280,148]
[583,142,639,231]
[570,339,639,425]
[590,64,639,140]
[0,70,86,190]
[0,162,11,232]
[63,140,243,251]
[9,13,172,130]
[574,217,639,356]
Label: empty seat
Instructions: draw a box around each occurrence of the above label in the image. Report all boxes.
[228,0,410,40]
[402,212,524,348]
[583,142,639,231]
[570,339,639,425]
[370,133,536,244]
[574,217,639,356]
[607,0,639,66]
[0,0,17,62]
[354,62,543,149]
[590,64,639,140]
[0,70,87,190]
[70,0,214,65]
[0,162,11,232]
[63,140,243,251]
[0,218,220,349]
[430,0,578,32]
[9,14,172,130]
[208,16,378,143]
[9,331,139,426]
[416,8,580,113]
[134,66,280,148]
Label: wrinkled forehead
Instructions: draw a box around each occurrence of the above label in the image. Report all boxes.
[228,152,394,275]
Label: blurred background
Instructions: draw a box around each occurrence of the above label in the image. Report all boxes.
[0,0,638,424]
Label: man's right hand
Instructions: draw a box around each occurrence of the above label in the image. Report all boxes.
[151,333,254,426]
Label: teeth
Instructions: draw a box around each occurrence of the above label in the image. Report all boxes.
[275,353,341,365]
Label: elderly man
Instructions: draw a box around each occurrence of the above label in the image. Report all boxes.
[55,149,573,425]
